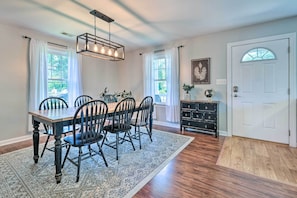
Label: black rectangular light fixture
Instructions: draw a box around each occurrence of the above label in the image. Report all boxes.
[76,10,125,61]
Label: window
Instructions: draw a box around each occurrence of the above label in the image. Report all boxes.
[153,54,167,103]
[47,46,69,102]
[143,48,179,122]
[241,47,276,62]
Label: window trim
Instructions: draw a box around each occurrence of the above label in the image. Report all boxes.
[47,46,69,102]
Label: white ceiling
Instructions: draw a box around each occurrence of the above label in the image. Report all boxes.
[0,0,297,51]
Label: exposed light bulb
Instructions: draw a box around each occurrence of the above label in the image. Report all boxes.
[94,43,98,52]
[101,46,105,54]
[108,48,112,56]
[114,50,118,57]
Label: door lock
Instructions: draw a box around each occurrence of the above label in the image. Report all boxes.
[233,86,238,97]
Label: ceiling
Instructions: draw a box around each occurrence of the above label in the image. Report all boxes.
[0,0,297,51]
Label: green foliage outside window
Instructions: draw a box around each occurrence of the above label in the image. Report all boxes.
[153,57,167,103]
[47,50,69,102]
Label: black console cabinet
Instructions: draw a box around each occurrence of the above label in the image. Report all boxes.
[180,100,219,137]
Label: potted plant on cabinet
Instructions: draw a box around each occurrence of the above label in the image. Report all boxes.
[182,84,194,100]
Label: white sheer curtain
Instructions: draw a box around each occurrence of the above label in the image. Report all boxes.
[143,52,153,97]
[67,48,82,107]
[142,52,156,119]
[29,39,48,111]
[165,47,179,122]
[142,48,179,122]
[29,40,83,109]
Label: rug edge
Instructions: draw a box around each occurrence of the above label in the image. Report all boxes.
[124,135,194,198]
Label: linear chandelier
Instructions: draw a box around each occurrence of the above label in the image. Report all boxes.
[76,10,125,61]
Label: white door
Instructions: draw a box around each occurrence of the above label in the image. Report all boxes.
[231,39,289,144]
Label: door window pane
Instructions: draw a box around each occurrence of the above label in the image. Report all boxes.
[241,47,276,62]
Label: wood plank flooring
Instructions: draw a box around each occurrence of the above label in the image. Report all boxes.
[216,136,297,187]
[1,126,297,197]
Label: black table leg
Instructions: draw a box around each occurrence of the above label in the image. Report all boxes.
[54,123,63,184]
[32,119,40,163]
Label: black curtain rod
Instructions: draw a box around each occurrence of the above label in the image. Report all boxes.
[22,35,68,49]
[139,45,184,55]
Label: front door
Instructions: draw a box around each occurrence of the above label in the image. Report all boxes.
[231,38,289,144]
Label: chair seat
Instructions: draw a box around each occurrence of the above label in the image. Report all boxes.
[103,124,131,133]
[64,132,104,146]
[130,119,147,127]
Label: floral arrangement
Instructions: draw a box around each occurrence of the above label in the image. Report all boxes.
[115,90,132,98]
[99,87,132,99]
[182,84,194,93]
[99,87,109,98]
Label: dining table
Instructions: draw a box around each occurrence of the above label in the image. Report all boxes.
[28,101,152,184]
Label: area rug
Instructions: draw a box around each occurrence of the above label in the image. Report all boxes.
[0,129,194,198]
[216,136,297,187]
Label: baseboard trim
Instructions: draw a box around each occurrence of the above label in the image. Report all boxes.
[219,130,228,136]
[153,120,228,137]
[0,127,228,147]
[0,134,32,146]
[0,132,46,147]
[153,120,179,128]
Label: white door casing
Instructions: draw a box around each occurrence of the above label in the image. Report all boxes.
[227,33,296,147]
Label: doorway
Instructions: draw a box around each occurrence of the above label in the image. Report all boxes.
[227,33,296,147]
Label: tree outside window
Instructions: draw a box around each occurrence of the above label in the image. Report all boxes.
[47,47,69,102]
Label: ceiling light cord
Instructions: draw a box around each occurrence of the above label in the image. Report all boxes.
[109,23,111,42]
[94,15,96,38]
[108,23,112,56]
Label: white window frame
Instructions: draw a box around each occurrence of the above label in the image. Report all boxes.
[47,46,69,102]
[153,53,167,104]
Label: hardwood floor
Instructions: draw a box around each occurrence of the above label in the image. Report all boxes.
[217,136,297,187]
[134,125,297,198]
[1,126,297,197]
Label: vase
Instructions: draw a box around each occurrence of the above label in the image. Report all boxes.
[184,92,191,100]
[204,89,213,101]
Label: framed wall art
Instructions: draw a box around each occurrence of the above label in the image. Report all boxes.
[191,57,210,84]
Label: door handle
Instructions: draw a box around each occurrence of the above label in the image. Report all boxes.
[233,86,238,97]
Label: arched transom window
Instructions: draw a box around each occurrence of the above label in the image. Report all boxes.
[241,47,276,62]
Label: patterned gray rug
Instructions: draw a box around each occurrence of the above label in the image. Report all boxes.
[0,129,194,198]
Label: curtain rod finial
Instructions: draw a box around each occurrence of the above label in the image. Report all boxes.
[22,35,31,39]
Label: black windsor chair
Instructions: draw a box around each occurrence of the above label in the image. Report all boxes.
[130,96,154,149]
[74,95,93,107]
[39,97,74,157]
[102,97,136,160]
[61,99,109,182]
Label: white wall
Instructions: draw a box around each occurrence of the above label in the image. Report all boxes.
[0,24,28,140]
[118,16,297,133]
[117,51,143,101]
[81,56,119,98]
